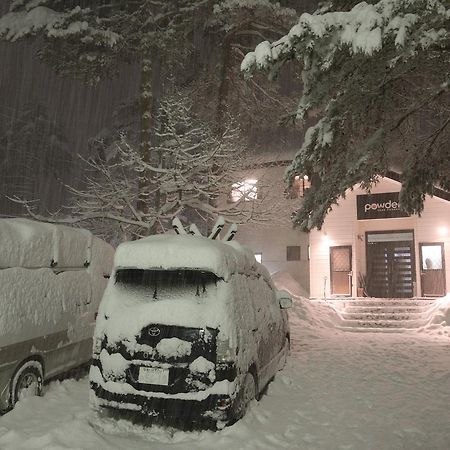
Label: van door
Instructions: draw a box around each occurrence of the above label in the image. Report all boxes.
[249,277,273,377]
[44,270,92,377]
[251,277,283,386]
[266,286,285,358]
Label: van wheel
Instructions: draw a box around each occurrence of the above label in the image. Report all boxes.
[11,361,43,407]
[233,373,257,420]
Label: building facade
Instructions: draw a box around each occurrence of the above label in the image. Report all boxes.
[226,160,310,295]
[310,176,450,299]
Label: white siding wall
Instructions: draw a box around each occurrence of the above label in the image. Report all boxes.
[236,223,310,293]
[416,196,450,295]
[310,177,450,298]
[219,165,310,294]
[310,188,358,298]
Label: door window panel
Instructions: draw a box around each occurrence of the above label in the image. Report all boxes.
[420,243,446,297]
[421,245,443,270]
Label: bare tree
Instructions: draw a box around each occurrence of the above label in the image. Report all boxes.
[11,94,284,242]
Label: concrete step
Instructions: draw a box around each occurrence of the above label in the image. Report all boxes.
[340,312,423,321]
[321,297,438,332]
[340,318,428,329]
[330,298,436,308]
[337,326,415,333]
[342,306,430,314]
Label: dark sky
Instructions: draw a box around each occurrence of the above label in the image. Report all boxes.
[0,9,138,155]
[0,1,317,216]
[0,2,138,215]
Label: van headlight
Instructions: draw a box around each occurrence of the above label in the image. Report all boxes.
[93,337,103,356]
[216,338,233,362]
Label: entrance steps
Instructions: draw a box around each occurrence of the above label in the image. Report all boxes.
[326,298,437,332]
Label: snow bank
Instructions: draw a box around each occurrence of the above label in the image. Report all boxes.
[271,271,309,298]
[419,294,450,336]
[114,234,265,282]
[290,297,344,332]
[271,271,343,332]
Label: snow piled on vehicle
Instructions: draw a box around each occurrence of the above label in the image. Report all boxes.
[0,268,91,344]
[114,234,263,282]
[96,234,273,344]
[0,218,113,270]
[90,232,284,417]
[0,218,114,346]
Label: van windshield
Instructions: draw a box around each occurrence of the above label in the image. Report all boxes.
[115,269,220,300]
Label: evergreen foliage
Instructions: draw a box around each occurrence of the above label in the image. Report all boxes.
[0,102,73,215]
[242,0,450,230]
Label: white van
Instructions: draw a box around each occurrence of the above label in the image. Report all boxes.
[90,233,291,429]
[0,219,114,412]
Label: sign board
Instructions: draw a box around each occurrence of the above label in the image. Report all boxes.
[357,192,409,220]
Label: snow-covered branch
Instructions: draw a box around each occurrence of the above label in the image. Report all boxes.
[242,0,450,231]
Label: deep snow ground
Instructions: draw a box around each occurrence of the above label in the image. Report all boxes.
[1,301,450,450]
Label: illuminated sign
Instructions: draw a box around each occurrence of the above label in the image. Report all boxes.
[357,192,410,220]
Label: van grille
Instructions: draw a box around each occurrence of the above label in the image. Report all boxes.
[136,324,218,362]
[103,324,219,394]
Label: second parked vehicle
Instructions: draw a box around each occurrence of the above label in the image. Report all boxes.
[90,232,292,429]
[0,219,114,413]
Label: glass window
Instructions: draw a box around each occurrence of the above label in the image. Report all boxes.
[229,179,258,202]
[421,245,443,270]
[287,246,301,261]
[286,175,311,199]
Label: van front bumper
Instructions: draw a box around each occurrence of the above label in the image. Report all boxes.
[90,382,233,428]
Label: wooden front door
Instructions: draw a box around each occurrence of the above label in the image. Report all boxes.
[330,246,352,296]
[419,243,446,297]
[366,231,415,298]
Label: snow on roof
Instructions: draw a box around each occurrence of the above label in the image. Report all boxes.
[114,234,265,282]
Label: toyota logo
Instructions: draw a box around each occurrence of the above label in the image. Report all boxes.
[148,327,161,337]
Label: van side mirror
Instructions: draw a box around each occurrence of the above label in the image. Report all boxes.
[276,289,293,309]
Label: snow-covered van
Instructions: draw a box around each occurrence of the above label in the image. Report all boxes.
[0,219,114,412]
[90,233,291,428]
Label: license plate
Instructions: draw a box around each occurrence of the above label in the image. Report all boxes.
[138,367,169,385]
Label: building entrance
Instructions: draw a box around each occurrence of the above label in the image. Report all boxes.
[366,231,415,298]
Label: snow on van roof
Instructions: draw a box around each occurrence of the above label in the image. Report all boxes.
[114,234,268,282]
[0,218,94,269]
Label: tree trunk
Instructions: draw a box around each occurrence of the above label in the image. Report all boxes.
[138,48,163,235]
[216,34,233,135]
